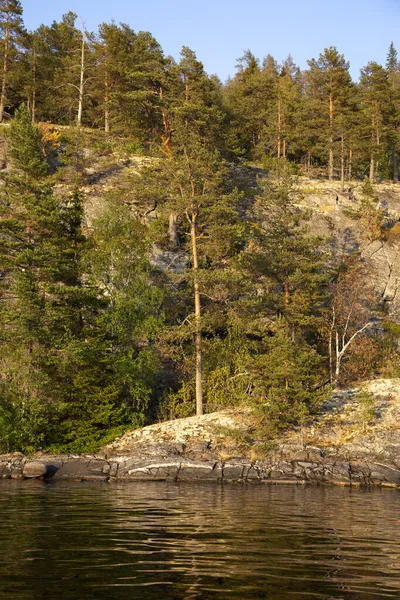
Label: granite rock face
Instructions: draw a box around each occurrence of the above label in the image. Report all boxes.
[1,447,400,488]
[1,453,399,487]
[295,179,400,321]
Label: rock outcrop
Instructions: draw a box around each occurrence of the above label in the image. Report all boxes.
[2,379,400,488]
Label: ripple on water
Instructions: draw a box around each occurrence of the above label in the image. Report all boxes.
[0,481,399,599]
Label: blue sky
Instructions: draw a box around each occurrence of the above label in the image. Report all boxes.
[23,0,400,82]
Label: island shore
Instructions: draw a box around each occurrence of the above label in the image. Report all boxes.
[2,379,400,488]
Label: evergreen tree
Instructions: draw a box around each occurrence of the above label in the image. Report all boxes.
[359,62,390,182]
[243,168,329,339]
[0,0,24,121]
[6,103,48,176]
[306,47,353,179]
[0,105,161,451]
[88,200,164,423]
[92,23,166,140]
[386,42,400,182]
[250,323,327,434]
[223,50,267,159]
[30,13,85,124]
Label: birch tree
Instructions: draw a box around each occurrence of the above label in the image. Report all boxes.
[327,262,377,386]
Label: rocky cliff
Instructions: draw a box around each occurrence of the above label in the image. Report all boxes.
[73,151,400,322]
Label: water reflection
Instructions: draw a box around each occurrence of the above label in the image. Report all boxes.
[0,481,399,599]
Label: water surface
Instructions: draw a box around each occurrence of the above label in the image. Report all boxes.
[1,481,399,599]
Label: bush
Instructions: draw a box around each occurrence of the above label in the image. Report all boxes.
[356,390,375,430]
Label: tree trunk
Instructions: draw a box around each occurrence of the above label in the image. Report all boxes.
[340,134,345,192]
[159,89,174,157]
[329,143,334,180]
[334,331,341,387]
[277,98,282,158]
[283,281,290,305]
[328,330,333,384]
[348,149,352,180]
[31,45,36,124]
[190,215,203,416]
[375,123,380,180]
[77,23,85,127]
[369,154,375,183]
[393,144,399,183]
[168,213,179,247]
[184,75,189,102]
[328,93,334,180]
[104,39,110,133]
[283,139,286,158]
[0,8,10,123]
[370,116,375,182]
[104,72,110,133]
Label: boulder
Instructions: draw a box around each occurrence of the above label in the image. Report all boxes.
[23,461,47,479]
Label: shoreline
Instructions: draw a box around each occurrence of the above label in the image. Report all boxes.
[3,378,400,489]
[1,451,400,489]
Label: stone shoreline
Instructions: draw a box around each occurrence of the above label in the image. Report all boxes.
[3,379,400,488]
[1,449,400,488]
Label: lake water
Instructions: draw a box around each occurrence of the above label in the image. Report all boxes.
[1,481,400,599]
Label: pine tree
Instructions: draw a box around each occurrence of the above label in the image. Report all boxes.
[6,103,48,176]
[243,168,329,338]
[92,23,166,140]
[0,0,24,122]
[306,47,353,179]
[0,105,161,451]
[359,62,390,182]
[31,13,86,125]
[386,43,400,182]
[223,50,268,159]
[170,46,226,151]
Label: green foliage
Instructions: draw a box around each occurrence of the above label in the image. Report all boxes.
[0,390,48,453]
[356,390,375,430]
[261,156,299,177]
[343,179,385,241]
[123,140,144,155]
[157,383,198,421]
[0,113,165,452]
[1,13,400,452]
[249,324,329,436]
[383,320,400,338]
[243,173,330,333]
[6,105,48,177]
